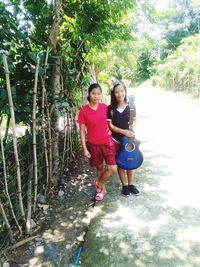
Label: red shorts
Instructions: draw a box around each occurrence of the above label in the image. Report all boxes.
[87,141,117,167]
[113,140,120,153]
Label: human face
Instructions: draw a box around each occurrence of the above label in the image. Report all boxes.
[114,85,126,103]
[89,88,102,104]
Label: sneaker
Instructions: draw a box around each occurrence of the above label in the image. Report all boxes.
[128,185,140,195]
[121,186,130,197]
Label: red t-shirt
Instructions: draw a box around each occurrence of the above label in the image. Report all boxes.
[77,103,112,144]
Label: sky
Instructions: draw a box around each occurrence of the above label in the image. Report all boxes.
[154,0,170,11]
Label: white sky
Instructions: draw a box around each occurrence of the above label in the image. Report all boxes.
[154,0,169,11]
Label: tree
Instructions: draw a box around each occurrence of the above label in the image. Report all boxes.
[0,0,136,184]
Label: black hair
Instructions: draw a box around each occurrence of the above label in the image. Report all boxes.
[87,83,102,102]
[110,82,127,108]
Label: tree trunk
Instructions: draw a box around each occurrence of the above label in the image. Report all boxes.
[88,64,99,82]
[51,66,60,184]
[48,0,62,184]
[2,53,25,220]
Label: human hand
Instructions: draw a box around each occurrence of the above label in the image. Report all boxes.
[83,148,91,158]
[124,130,134,138]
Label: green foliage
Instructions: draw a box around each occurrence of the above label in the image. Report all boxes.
[155,0,200,58]
[59,0,135,102]
[133,46,157,85]
[163,9,200,56]
[0,0,136,123]
[153,34,200,97]
[91,36,157,87]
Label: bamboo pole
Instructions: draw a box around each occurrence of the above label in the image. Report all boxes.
[4,115,11,142]
[0,198,14,244]
[66,111,70,167]
[2,53,25,219]
[4,235,39,251]
[0,125,22,235]
[72,106,79,148]
[44,46,50,77]
[42,46,51,190]
[44,90,53,181]
[69,109,74,159]
[42,46,52,182]
[75,107,79,134]
[26,162,33,234]
[41,77,50,192]
[32,57,40,212]
[61,109,68,172]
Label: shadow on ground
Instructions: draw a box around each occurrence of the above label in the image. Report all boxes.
[79,151,200,267]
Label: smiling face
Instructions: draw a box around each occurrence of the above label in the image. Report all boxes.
[89,88,102,104]
[114,84,126,103]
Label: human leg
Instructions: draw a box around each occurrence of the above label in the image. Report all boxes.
[118,167,130,197]
[94,141,117,200]
[92,163,103,193]
[127,169,135,185]
[95,164,116,200]
[93,164,116,195]
[127,169,139,195]
[96,165,117,194]
[118,167,127,186]
[96,163,103,180]
[96,141,117,190]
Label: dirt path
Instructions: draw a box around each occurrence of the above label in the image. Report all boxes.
[134,83,200,209]
[80,82,200,266]
[7,157,97,267]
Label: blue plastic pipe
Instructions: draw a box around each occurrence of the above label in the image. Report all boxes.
[74,245,83,267]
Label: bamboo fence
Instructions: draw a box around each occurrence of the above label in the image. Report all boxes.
[0,52,80,251]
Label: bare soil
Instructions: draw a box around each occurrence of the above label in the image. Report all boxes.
[6,155,96,267]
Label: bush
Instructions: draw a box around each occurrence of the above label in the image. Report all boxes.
[154,34,200,98]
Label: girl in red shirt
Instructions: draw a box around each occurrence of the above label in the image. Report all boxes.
[78,83,117,201]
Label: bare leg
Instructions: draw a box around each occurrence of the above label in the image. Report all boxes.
[127,169,139,194]
[127,169,135,185]
[96,163,103,180]
[98,165,117,192]
[118,167,127,186]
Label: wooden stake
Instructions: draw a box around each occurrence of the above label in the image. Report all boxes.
[4,235,39,251]
[44,90,52,183]
[41,46,51,192]
[26,163,33,234]
[41,77,50,192]
[0,198,14,244]
[32,57,40,212]
[0,125,22,235]
[2,53,25,220]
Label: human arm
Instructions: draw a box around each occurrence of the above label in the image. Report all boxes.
[107,120,134,138]
[129,117,137,131]
[79,124,91,158]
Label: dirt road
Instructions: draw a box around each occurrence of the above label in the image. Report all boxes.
[80,83,200,267]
